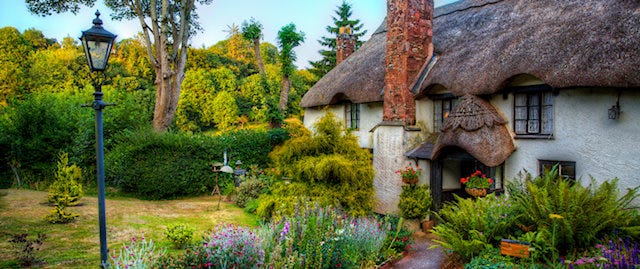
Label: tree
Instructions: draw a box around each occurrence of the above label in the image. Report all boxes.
[211,91,238,130]
[241,18,265,76]
[308,0,367,78]
[26,0,214,132]
[0,27,33,105]
[276,23,304,113]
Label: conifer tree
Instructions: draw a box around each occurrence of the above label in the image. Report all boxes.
[308,1,367,78]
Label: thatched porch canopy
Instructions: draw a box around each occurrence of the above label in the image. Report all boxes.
[431,94,515,167]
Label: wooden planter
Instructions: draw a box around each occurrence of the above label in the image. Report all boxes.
[465,187,487,197]
[500,239,530,258]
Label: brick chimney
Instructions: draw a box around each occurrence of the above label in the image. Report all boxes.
[336,25,356,64]
[383,0,434,124]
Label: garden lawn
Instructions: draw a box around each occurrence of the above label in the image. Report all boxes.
[0,188,259,268]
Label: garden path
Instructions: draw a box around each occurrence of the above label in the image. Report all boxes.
[391,232,446,269]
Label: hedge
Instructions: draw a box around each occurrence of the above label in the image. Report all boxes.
[105,128,288,199]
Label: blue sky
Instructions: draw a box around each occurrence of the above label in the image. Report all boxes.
[0,0,457,68]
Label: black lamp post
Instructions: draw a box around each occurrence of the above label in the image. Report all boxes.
[79,10,116,268]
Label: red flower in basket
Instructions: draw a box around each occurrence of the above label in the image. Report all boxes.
[396,166,422,185]
[460,170,493,189]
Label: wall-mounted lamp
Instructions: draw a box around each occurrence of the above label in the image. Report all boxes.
[608,93,621,120]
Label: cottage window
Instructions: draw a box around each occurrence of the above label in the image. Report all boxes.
[514,91,553,136]
[433,95,458,132]
[539,160,575,180]
[345,103,360,129]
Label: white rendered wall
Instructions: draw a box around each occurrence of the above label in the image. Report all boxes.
[493,89,640,189]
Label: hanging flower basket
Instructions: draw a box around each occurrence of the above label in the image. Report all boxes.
[460,170,493,197]
[396,166,421,185]
[465,187,488,197]
[402,177,418,185]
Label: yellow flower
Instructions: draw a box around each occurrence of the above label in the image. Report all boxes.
[549,213,564,219]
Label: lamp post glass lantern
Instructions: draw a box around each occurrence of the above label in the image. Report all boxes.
[80,10,116,268]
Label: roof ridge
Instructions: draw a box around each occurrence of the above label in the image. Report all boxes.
[435,0,505,18]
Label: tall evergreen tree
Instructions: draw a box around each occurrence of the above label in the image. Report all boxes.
[308,0,367,78]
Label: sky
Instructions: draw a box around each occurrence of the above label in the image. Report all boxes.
[0,0,457,69]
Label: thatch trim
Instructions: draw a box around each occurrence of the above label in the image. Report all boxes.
[300,19,386,108]
[431,95,515,167]
[420,0,640,95]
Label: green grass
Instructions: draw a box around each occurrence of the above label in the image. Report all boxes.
[0,188,259,268]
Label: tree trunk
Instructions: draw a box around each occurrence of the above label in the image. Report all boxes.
[279,75,291,113]
[254,39,265,76]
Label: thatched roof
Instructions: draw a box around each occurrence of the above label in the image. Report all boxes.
[300,19,387,108]
[302,0,640,108]
[421,0,640,95]
[431,94,515,166]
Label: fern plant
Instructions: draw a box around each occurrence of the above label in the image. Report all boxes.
[507,167,640,255]
[431,194,521,261]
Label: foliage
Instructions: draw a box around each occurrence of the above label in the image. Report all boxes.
[432,194,521,261]
[47,152,83,206]
[277,23,305,78]
[211,90,239,130]
[266,112,374,218]
[398,184,432,220]
[308,0,368,78]
[379,216,414,261]
[105,128,288,199]
[241,17,266,76]
[164,224,195,249]
[111,237,166,269]
[176,67,238,132]
[282,117,311,138]
[276,23,305,112]
[568,236,640,268]
[260,205,388,268]
[43,203,78,224]
[8,233,47,267]
[0,26,33,104]
[203,224,265,268]
[460,170,494,189]
[26,0,215,131]
[464,247,516,269]
[234,176,268,208]
[396,165,422,183]
[507,168,640,255]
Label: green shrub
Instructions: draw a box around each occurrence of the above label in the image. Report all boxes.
[47,153,83,206]
[234,176,268,208]
[164,224,195,249]
[111,237,166,269]
[266,112,375,218]
[398,184,432,220]
[0,91,91,186]
[105,128,288,199]
[464,247,516,269]
[43,203,78,224]
[0,87,154,189]
[432,194,521,261]
[507,168,640,255]
[260,205,389,268]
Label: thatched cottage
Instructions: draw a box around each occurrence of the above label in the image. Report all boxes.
[301,0,640,213]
